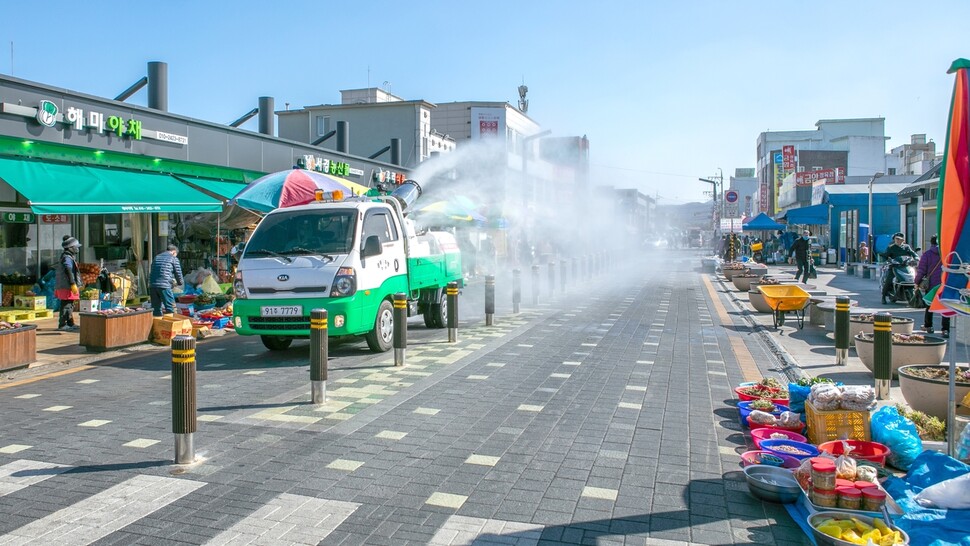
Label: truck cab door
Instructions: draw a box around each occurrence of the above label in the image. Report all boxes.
[358,208,406,290]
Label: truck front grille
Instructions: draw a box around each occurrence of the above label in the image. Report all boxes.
[247,316,309,331]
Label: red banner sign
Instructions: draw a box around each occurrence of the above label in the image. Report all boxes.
[41,214,70,224]
[782,145,796,171]
[759,181,769,212]
[795,168,845,186]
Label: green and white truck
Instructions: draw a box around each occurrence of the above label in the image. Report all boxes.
[231,182,463,351]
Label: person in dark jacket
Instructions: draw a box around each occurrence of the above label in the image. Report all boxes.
[149,244,184,316]
[881,232,918,304]
[54,235,82,331]
[915,235,949,336]
[788,230,811,283]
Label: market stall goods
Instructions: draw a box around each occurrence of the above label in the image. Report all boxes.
[808,512,908,545]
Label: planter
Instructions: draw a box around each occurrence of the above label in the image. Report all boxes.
[0,324,36,370]
[898,364,970,419]
[849,315,914,342]
[748,289,773,313]
[79,309,154,352]
[733,274,765,292]
[855,333,947,379]
[722,265,746,280]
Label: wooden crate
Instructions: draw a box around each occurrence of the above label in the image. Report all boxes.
[0,325,37,371]
[79,309,153,352]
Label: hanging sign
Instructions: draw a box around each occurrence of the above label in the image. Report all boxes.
[41,214,70,224]
[2,212,34,223]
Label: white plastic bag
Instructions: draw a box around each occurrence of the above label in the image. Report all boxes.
[913,472,970,510]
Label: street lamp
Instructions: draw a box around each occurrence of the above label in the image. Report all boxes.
[867,171,885,263]
[699,177,720,237]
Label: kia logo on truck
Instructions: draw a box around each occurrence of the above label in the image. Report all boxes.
[277,275,289,282]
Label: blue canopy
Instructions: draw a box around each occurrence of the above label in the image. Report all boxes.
[742,212,785,231]
[782,204,828,225]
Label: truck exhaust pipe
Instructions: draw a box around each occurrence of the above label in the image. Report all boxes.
[391,180,422,212]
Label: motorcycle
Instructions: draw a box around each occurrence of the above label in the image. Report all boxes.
[881,257,918,304]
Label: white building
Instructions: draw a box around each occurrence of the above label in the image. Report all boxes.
[885,134,940,176]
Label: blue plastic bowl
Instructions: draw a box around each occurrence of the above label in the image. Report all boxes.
[737,401,789,429]
[759,439,819,461]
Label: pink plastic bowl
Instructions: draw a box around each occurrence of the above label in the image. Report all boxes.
[740,450,801,469]
[750,427,808,449]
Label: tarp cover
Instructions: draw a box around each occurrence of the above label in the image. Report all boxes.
[781,204,829,225]
[742,212,785,231]
[0,156,223,214]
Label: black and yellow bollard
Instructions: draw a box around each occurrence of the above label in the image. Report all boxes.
[548,263,555,298]
[310,308,328,403]
[531,264,540,306]
[560,260,567,293]
[392,293,407,366]
[485,275,495,326]
[873,312,893,400]
[512,269,521,314]
[834,296,850,366]
[171,335,197,464]
[446,281,459,342]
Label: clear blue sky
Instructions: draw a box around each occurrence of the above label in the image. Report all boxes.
[3,1,968,204]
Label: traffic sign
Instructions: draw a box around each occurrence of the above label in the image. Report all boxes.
[724,190,739,204]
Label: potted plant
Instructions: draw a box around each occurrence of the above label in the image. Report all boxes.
[855,332,947,379]
[722,262,746,280]
[732,271,766,292]
[79,307,153,352]
[849,314,915,341]
[897,365,970,420]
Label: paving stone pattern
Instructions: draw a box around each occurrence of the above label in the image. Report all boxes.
[0,254,810,545]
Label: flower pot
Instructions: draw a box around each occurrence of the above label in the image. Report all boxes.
[748,289,773,313]
[897,364,970,419]
[722,265,746,280]
[849,315,914,344]
[733,274,765,292]
[855,333,947,379]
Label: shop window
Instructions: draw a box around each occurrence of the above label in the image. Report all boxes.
[89,214,122,246]
[315,115,330,137]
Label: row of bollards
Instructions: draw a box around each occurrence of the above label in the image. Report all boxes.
[832,297,892,401]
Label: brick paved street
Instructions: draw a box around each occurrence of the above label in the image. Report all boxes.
[0,250,811,545]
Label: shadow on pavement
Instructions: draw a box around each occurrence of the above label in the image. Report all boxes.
[12,459,171,477]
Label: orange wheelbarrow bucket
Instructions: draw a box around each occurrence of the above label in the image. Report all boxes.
[757,285,811,329]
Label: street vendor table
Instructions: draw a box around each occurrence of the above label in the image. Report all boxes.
[79,309,153,352]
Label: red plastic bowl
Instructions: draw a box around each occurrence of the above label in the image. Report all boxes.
[817,440,891,466]
[734,386,789,406]
[740,450,800,469]
[750,427,808,449]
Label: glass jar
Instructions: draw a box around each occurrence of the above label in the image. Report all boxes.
[861,487,887,512]
[811,460,837,490]
[835,478,855,490]
[853,480,876,491]
[812,486,839,508]
[837,486,862,510]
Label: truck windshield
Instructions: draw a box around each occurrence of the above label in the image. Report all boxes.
[244,210,357,257]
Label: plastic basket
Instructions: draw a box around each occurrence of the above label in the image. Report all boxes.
[804,400,871,444]
[817,440,890,466]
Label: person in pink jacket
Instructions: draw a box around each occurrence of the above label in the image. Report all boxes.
[915,235,949,336]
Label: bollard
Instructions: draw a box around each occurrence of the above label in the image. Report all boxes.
[512,269,521,314]
[548,263,555,298]
[310,308,328,403]
[834,296,850,365]
[485,275,495,326]
[531,264,540,306]
[873,312,892,400]
[560,260,567,294]
[171,335,197,464]
[446,281,459,342]
[393,293,407,366]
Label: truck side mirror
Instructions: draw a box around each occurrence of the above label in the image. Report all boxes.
[362,235,383,258]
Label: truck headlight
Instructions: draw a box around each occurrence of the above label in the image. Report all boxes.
[234,272,247,299]
[331,267,356,297]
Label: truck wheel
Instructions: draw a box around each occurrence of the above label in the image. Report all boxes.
[261,335,293,351]
[366,300,394,352]
[428,292,448,329]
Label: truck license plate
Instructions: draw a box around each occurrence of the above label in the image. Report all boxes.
[260,305,303,317]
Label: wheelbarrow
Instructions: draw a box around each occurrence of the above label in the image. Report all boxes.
[757,285,811,329]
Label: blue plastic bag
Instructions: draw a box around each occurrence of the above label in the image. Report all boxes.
[787,383,811,414]
[871,405,923,471]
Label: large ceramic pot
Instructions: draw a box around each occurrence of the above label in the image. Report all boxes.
[849,315,914,346]
[898,364,970,419]
[733,274,765,292]
[722,265,746,280]
[855,333,947,379]
[749,289,773,313]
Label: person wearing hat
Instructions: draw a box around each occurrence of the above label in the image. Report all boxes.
[788,230,811,283]
[149,244,184,316]
[54,235,82,331]
[881,232,918,304]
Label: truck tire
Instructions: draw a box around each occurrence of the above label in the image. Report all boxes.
[427,292,447,329]
[366,299,394,352]
[261,335,293,351]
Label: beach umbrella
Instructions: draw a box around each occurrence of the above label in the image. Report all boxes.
[930,58,970,457]
[412,200,487,224]
[228,168,371,213]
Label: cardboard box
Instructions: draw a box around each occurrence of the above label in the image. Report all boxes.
[176,303,196,316]
[151,316,193,346]
[192,325,211,339]
[13,295,46,310]
[79,300,99,313]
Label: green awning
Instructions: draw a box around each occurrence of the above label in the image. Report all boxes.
[174,175,248,201]
[0,156,223,214]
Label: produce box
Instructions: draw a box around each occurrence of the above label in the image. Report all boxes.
[176,303,196,316]
[805,399,871,444]
[79,300,100,313]
[151,316,193,346]
[14,296,46,310]
[192,325,211,339]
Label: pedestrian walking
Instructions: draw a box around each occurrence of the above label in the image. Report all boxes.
[149,244,184,316]
[54,235,82,331]
[859,241,870,263]
[788,230,811,283]
[915,235,949,336]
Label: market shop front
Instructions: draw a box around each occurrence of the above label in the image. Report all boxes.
[0,71,409,305]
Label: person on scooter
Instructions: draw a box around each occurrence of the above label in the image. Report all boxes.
[788,230,811,283]
[881,232,918,304]
[915,235,949,336]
